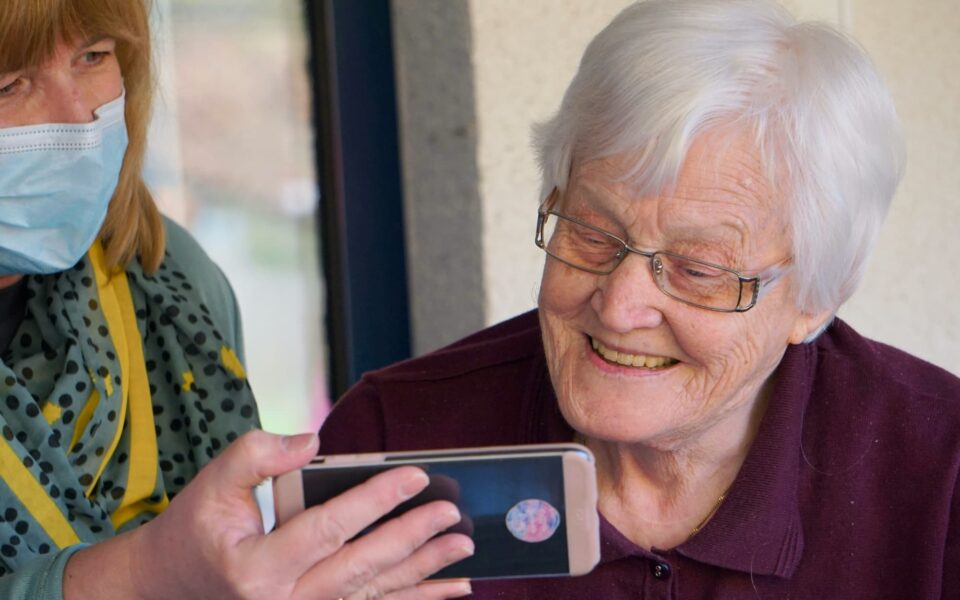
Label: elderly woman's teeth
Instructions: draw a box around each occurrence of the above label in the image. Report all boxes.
[591,338,677,368]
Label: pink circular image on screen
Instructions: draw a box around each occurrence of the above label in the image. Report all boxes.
[505,499,561,543]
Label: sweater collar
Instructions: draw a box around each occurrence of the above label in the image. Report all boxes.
[674,338,815,577]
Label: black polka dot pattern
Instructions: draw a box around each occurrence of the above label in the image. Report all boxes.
[0,245,259,572]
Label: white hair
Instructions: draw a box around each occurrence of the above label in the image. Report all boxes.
[533,0,905,329]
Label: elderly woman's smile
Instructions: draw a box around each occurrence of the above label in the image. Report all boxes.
[539,132,821,454]
[589,337,679,369]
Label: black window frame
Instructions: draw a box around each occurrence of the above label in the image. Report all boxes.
[305,0,412,399]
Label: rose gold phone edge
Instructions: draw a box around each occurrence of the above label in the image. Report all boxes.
[273,443,600,577]
[562,449,600,575]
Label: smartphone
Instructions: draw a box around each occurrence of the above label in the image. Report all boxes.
[273,443,600,581]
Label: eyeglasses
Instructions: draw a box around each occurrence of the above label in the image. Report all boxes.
[535,208,789,312]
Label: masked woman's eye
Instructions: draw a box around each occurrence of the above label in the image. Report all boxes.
[0,77,22,97]
[80,51,111,66]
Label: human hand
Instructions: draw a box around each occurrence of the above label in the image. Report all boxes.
[121,430,473,599]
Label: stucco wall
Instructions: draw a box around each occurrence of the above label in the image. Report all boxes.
[837,0,960,372]
[391,1,487,354]
[392,0,960,375]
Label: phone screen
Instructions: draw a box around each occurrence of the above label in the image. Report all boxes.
[302,453,570,579]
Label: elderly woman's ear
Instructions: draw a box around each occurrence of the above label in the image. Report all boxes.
[787,309,835,345]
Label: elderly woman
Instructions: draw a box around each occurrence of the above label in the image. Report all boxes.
[319,0,960,597]
[0,0,474,598]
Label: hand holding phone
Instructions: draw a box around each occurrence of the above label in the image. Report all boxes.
[76,431,472,599]
[274,443,601,581]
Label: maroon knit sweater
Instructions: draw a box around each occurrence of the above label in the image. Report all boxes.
[320,311,960,599]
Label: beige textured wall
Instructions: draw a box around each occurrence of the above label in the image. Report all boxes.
[837,0,960,373]
[393,0,960,375]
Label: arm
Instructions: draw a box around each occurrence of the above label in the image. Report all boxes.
[0,546,86,600]
[59,430,473,599]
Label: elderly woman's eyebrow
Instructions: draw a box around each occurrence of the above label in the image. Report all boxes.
[569,181,755,248]
[568,181,642,218]
[661,205,774,255]
[662,223,747,256]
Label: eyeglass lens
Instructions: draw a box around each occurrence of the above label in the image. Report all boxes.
[539,212,746,311]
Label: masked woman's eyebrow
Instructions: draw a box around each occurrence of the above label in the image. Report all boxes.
[77,34,111,49]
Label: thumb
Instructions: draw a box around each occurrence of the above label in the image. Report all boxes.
[208,429,319,493]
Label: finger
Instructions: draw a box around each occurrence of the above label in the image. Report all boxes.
[259,466,430,580]
[341,532,474,600]
[295,501,469,597]
[381,579,473,600]
[403,579,474,600]
[202,429,319,493]
[416,579,473,600]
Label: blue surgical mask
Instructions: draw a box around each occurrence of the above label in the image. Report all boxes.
[0,91,128,276]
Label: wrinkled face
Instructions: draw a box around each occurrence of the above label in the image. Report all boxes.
[0,35,122,127]
[538,131,820,449]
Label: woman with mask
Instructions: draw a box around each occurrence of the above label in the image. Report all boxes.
[0,1,474,598]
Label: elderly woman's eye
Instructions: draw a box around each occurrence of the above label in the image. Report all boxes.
[661,251,722,276]
[581,233,610,247]
[575,233,618,255]
[682,266,717,278]
[671,258,727,283]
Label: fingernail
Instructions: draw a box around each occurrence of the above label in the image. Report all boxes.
[453,540,475,559]
[400,470,430,499]
[419,579,471,598]
[452,580,472,597]
[282,432,317,453]
[433,505,462,533]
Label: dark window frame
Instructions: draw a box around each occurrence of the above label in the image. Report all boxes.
[305,0,412,399]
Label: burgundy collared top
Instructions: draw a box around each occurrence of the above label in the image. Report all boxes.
[319,310,960,599]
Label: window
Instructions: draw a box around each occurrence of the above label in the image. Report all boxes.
[146,0,329,433]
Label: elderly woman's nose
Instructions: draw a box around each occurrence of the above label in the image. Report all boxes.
[590,255,664,333]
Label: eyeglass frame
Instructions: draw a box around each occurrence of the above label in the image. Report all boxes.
[534,207,791,313]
